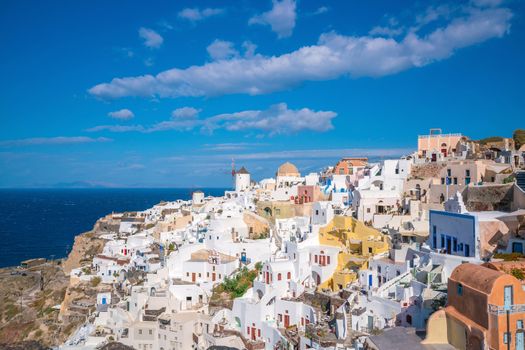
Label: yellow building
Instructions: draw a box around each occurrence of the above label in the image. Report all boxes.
[318,216,390,291]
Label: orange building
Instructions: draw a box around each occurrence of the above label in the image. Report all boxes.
[333,157,368,175]
[424,263,525,349]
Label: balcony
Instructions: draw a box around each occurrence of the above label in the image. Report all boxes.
[488,304,525,315]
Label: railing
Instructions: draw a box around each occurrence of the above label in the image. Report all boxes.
[418,133,462,138]
[488,304,525,315]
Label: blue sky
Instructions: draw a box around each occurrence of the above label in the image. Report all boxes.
[0,0,524,188]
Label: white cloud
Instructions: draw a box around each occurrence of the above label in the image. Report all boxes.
[88,104,335,136]
[86,125,146,133]
[249,0,297,38]
[178,7,224,22]
[108,108,134,120]
[203,103,336,135]
[369,26,404,37]
[472,0,504,7]
[202,143,264,151]
[171,107,201,119]
[89,5,512,100]
[222,147,414,160]
[139,27,164,49]
[206,40,239,61]
[242,41,257,58]
[313,6,329,15]
[148,119,201,132]
[0,136,112,147]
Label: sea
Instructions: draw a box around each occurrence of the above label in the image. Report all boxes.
[0,188,228,268]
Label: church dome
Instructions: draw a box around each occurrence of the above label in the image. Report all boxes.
[277,162,300,176]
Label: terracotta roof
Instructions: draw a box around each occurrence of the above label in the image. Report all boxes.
[237,166,250,174]
[341,157,368,167]
[450,263,503,295]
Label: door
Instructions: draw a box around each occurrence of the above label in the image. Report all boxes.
[212,273,216,282]
[367,316,374,331]
[251,327,256,341]
[192,273,196,282]
[513,242,524,254]
[504,286,513,310]
[464,244,470,257]
[368,275,373,287]
[446,236,452,255]
[101,297,107,305]
[517,332,524,350]
[431,153,437,162]
[284,314,290,328]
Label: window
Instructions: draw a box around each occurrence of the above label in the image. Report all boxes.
[139,329,143,335]
[377,266,381,274]
[278,273,282,281]
[441,177,445,185]
[327,256,330,264]
[397,271,401,276]
[465,177,471,185]
[368,247,373,253]
[465,169,470,177]
[504,332,510,344]
[457,283,463,296]
[453,177,458,185]
[149,329,153,335]
[447,169,451,177]
[315,210,319,215]
[287,272,291,279]
[441,235,445,248]
[367,208,371,213]
[518,320,524,329]
[453,238,457,252]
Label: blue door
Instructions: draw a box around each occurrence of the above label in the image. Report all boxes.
[101,297,107,305]
[368,275,373,287]
[504,286,513,310]
[517,332,524,350]
[464,244,470,257]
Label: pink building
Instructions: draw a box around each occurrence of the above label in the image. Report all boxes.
[418,128,463,161]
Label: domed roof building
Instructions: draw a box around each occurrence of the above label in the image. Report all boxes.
[276,162,300,177]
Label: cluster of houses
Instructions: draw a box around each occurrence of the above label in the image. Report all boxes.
[61,129,525,350]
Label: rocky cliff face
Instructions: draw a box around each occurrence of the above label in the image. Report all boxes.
[0,224,106,348]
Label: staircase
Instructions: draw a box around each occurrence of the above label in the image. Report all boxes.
[517,171,525,192]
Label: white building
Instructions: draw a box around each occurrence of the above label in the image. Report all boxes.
[235,166,251,192]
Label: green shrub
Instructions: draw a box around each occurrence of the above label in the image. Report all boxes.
[513,129,525,150]
[493,252,524,261]
[91,276,102,287]
[511,268,525,280]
